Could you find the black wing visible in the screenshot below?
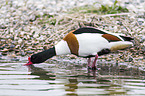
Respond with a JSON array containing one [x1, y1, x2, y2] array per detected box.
[[73, 27, 107, 34]]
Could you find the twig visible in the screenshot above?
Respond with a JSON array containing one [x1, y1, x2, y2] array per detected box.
[[101, 13, 130, 17]]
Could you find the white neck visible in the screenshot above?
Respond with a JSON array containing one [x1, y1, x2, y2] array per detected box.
[[55, 40, 71, 55]]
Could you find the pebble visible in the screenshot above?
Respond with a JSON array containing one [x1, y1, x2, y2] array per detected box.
[[0, 53, 2, 58], [11, 58, 19, 61], [140, 36, 145, 43], [26, 51, 34, 54], [138, 18, 145, 25], [10, 45, 15, 48]]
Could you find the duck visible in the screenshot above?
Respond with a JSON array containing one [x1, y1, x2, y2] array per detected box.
[[25, 27, 133, 70]]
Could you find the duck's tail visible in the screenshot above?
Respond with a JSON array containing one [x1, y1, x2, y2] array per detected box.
[[109, 35, 134, 51], [109, 41, 133, 51]]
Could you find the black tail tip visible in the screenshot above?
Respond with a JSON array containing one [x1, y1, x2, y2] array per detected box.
[[120, 35, 134, 41]]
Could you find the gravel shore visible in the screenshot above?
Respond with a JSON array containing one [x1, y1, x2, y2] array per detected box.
[[0, 0, 145, 68]]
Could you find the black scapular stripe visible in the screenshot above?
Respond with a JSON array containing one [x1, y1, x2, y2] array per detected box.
[[120, 35, 134, 41], [73, 27, 107, 34]]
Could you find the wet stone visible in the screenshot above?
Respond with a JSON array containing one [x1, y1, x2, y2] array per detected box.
[[138, 18, 144, 25], [20, 51, 26, 56], [9, 36, 14, 40], [128, 56, 134, 62], [0, 46, 5, 50], [9, 45, 15, 48], [0, 53, 2, 58], [2, 52, 7, 56], [11, 58, 19, 61], [1, 39, 6, 42], [140, 36, 145, 43], [26, 51, 34, 54], [141, 46, 145, 53], [0, 25, 7, 29]]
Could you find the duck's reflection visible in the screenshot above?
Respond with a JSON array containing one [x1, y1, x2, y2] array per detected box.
[[26, 64, 144, 81], [26, 63, 145, 96], [27, 65, 56, 80], [65, 79, 78, 94]]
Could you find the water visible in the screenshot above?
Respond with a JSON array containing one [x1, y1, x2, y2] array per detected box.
[[0, 60, 145, 96]]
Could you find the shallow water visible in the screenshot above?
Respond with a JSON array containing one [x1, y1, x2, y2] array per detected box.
[[0, 60, 145, 96]]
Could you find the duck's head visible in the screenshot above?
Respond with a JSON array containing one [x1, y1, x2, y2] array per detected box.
[[24, 53, 49, 66], [24, 54, 41, 66], [24, 47, 56, 66]]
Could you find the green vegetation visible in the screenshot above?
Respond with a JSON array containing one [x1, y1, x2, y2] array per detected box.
[[69, 0, 129, 14], [30, 0, 129, 26]]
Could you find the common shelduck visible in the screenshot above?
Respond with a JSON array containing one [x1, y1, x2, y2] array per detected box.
[[25, 27, 133, 69]]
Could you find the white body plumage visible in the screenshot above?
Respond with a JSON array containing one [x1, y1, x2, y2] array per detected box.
[[55, 28, 133, 57]]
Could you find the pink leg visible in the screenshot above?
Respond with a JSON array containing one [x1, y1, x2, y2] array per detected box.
[[87, 58, 91, 68], [92, 54, 98, 70]]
